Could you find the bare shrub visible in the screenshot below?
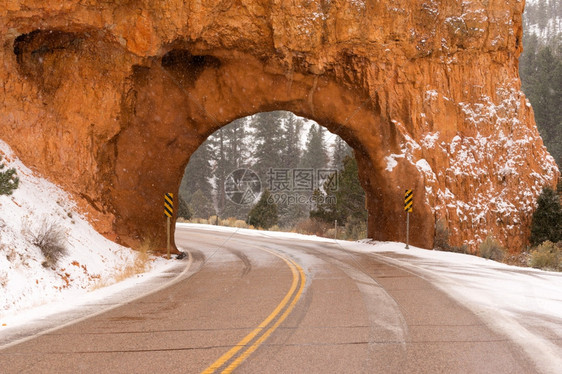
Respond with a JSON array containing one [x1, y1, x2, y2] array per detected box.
[[233, 219, 248, 228], [208, 215, 220, 225], [322, 228, 332, 238], [449, 244, 470, 254], [529, 241, 561, 271], [434, 219, 450, 251], [479, 236, 505, 261], [323, 227, 343, 240], [294, 218, 331, 236], [345, 218, 367, 240], [30, 218, 68, 267], [433, 219, 470, 254]]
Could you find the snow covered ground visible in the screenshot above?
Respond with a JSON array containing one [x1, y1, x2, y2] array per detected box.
[[0, 140, 171, 323], [346, 241, 562, 374], [181, 223, 562, 374]]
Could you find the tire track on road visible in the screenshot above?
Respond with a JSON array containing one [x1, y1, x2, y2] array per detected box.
[[201, 247, 306, 374]]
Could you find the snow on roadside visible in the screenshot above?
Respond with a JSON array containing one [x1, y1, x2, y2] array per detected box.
[[338, 240, 562, 319], [182, 223, 562, 321], [183, 224, 562, 373], [0, 140, 168, 320], [338, 240, 562, 374], [177, 222, 339, 243]]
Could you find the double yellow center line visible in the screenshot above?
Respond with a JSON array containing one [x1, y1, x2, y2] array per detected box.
[[202, 248, 306, 373]]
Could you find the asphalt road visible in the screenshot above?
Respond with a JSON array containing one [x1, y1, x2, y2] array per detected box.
[[0, 226, 538, 373]]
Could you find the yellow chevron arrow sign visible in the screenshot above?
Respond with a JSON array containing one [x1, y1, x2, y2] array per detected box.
[[164, 193, 174, 218]]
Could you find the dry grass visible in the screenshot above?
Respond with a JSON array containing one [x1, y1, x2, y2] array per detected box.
[[180, 216, 256, 230], [223, 217, 237, 226], [118, 239, 152, 280], [294, 218, 332, 237], [234, 219, 249, 228], [192, 217, 210, 224], [92, 238, 153, 289]]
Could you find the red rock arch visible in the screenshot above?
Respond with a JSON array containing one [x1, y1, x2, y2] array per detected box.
[[0, 1, 558, 252], [103, 50, 433, 250]]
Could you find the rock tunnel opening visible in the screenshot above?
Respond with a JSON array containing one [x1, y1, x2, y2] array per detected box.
[[91, 47, 435, 253], [177, 111, 369, 240], [6, 30, 435, 252]]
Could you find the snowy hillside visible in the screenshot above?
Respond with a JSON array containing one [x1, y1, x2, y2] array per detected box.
[[0, 140, 167, 318]]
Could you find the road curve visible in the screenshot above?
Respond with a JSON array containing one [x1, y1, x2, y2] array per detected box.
[[0, 226, 537, 373]]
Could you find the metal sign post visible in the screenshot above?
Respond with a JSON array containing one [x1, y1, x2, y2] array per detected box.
[[404, 189, 413, 249], [406, 212, 410, 249], [164, 193, 174, 260], [166, 216, 171, 259]]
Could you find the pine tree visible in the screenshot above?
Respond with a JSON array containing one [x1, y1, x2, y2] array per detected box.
[[275, 112, 307, 227], [310, 155, 366, 224], [280, 112, 302, 169], [189, 189, 214, 219], [299, 124, 328, 170], [0, 156, 19, 196], [537, 0, 548, 29], [520, 5, 562, 168], [247, 189, 278, 229], [520, 33, 539, 93], [250, 111, 286, 179], [334, 155, 367, 222], [210, 118, 251, 218], [177, 195, 192, 220], [220, 196, 253, 220], [179, 142, 214, 204], [533, 47, 558, 131], [529, 186, 562, 246], [248, 111, 304, 225], [532, 46, 562, 167], [310, 188, 337, 222], [222, 117, 249, 169], [332, 136, 352, 169]]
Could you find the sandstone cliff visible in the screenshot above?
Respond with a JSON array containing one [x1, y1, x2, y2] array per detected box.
[[0, 0, 558, 252]]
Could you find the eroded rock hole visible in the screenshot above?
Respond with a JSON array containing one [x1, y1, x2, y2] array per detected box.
[[161, 49, 221, 85], [13, 29, 84, 91]]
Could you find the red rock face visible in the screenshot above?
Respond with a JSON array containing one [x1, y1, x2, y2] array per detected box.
[[0, 1, 558, 252]]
